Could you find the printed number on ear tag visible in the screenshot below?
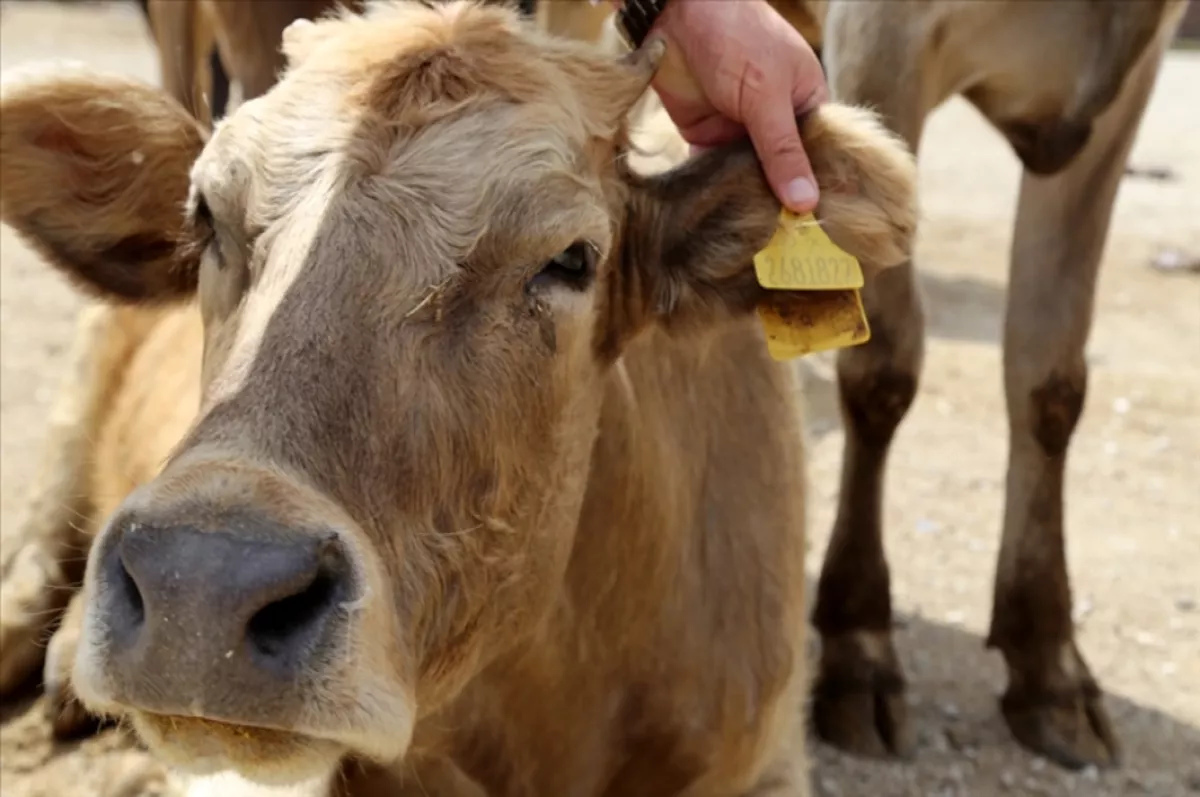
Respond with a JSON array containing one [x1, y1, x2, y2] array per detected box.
[[753, 211, 864, 290], [753, 210, 871, 361]]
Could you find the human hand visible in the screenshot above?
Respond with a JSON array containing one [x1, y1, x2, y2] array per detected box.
[[613, 0, 829, 214]]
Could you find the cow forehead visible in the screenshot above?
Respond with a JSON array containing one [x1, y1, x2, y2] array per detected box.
[[196, 99, 609, 276], [189, 6, 614, 254]]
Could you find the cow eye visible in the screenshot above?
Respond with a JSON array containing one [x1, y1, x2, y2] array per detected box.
[[531, 241, 596, 292], [195, 194, 215, 230], [192, 193, 225, 268]]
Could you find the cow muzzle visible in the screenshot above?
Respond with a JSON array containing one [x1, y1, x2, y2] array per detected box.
[[72, 501, 367, 780]]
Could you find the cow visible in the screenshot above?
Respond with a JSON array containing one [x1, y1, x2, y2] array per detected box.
[[0, 1, 917, 795], [137, 0, 365, 127], [136, 0, 543, 127], [798, 0, 1188, 772], [511, 0, 1191, 771]]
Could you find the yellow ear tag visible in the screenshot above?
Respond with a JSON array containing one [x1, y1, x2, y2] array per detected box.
[[753, 210, 871, 360], [757, 290, 870, 359]]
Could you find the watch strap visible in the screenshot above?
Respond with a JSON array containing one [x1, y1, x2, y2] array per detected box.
[[616, 0, 670, 49]]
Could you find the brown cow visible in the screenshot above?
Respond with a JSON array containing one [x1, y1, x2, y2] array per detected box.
[[139, 0, 540, 127], [0, 2, 916, 795], [138, 0, 361, 126], [800, 0, 1189, 772]]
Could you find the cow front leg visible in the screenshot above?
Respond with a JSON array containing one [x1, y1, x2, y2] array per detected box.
[[987, 28, 1169, 771], [808, 9, 930, 759], [181, 771, 336, 797], [811, 260, 924, 759], [736, 746, 811, 797], [42, 590, 107, 739], [0, 305, 121, 698]]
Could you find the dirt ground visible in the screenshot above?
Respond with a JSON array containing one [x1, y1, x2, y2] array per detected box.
[[0, 2, 1197, 796]]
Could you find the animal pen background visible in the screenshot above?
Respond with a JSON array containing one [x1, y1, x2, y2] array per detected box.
[[0, 2, 1197, 797]]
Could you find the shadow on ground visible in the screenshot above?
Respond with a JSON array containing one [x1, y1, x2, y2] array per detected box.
[[804, 611, 1200, 796]]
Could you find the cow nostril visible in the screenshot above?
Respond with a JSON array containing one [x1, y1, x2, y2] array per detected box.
[[109, 547, 146, 643], [116, 560, 146, 625], [246, 568, 339, 661]]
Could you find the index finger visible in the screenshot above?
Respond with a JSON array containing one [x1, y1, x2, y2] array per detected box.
[[742, 89, 819, 214]]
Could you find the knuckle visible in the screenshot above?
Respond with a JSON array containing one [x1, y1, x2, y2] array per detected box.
[[735, 63, 772, 113], [752, 122, 804, 159]]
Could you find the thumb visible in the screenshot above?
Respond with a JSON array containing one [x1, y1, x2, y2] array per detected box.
[[743, 95, 819, 214]]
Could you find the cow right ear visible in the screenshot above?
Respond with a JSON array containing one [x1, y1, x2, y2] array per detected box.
[[282, 19, 323, 68], [0, 68, 207, 303], [606, 102, 918, 353]]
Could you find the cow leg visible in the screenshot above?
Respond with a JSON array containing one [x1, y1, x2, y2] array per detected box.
[[0, 303, 158, 742], [209, 47, 231, 121], [177, 754, 473, 796], [146, 0, 203, 123], [808, 19, 928, 757], [182, 773, 335, 797], [0, 525, 76, 697], [43, 590, 105, 739], [986, 28, 1167, 772], [811, 259, 924, 758], [206, 0, 352, 106], [0, 305, 120, 698], [737, 748, 811, 797]]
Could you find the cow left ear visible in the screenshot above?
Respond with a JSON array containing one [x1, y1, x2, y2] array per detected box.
[[605, 103, 917, 356], [0, 68, 207, 303]]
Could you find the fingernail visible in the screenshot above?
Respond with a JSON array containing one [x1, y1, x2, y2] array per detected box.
[[784, 177, 818, 211]]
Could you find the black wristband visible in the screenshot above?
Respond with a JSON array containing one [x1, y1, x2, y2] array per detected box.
[[617, 0, 671, 49]]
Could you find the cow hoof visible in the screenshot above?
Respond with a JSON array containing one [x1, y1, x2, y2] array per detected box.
[[0, 544, 68, 696], [811, 631, 914, 759], [0, 619, 48, 697], [1000, 681, 1119, 770], [44, 603, 105, 740], [47, 683, 103, 741]]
